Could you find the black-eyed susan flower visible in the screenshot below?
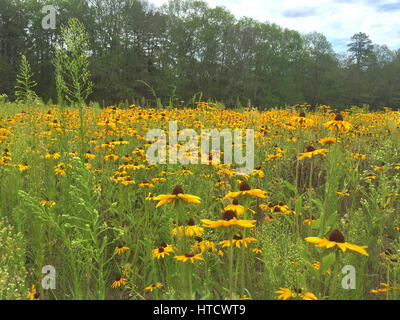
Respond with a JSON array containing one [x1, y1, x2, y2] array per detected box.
[[138, 179, 155, 188], [219, 233, 257, 248], [252, 247, 262, 254], [41, 200, 56, 208], [370, 282, 400, 294], [298, 146, 328, 161], [153, 185, 201, 208], [201, 210, 256, 229], [300, 292, 318, 300], [28, 285, 40, 300], [312, 261, 331, 275], [115, 245, 130, 255], [85, 150, 96, 159], [353, 153, 366, 160], [275, 288, 317, 300], [54, 163, 67, 175], [275, 288, 296, 300], [224, 181, 267, 200], [152, 247, 170, 259], [303, 215, 316, 226], [319, 137, 338, 146], [184, 218, 204, 237], [224, 198, 245, 216], [193, 237, 217, 254], [18, 163, 30, 171], [111, 277, 127, 289], [305, 229, 368, 256], [145, 282, 163, 292], [174, 252, 203, 263], [324, 113, 352, 132]]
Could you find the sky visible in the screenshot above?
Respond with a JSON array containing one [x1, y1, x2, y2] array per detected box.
[[148, 0, 400, 52]]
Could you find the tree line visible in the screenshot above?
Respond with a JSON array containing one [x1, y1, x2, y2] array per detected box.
[[1, 0, 400, 108]]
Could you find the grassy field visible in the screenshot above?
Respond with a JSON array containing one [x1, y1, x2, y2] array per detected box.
[[0, 100, 400, 300]]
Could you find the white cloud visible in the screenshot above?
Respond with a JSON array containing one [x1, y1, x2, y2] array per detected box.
[[148, 0, 400, 52]]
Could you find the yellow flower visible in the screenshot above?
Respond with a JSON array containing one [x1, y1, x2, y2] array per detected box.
[[370, 283, 400, 294], [319, 137, 338, 146], [153, 185, 201, 208], [300, 292, 318, 300], [18, 163, 30, 171], [85, 151, 96, 159], [152, 246, 171, 259], [28, 285, 40, 300], [252, 247, 262, 254], [324, 113, 352, 132], [201, 210, 256, 229], [138, 179, 155, 188], [224, 199, 245, 216], [115, 245, 130, 255], [305, 229, 368, 256], [291, 112, 314, 127], [145, 282, 163, 292], [111, 277, 127, 289], [276, 288, 317, 300], [275, 288, 296, 300], [219, 234, 256, 248], [336, 191, 350, 197], [303, 218, 315, 226], [174, 252, 203, 263], [224, 181, 267, 200], [352, 153, 366, 160], [298, 146, 328, 161]]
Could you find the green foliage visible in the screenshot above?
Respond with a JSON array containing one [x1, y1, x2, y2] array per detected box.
[[53, 18, 93, 106], [14, 55, 38, 102], [1, 0, 400, 107], [0, 217, 27, 299]]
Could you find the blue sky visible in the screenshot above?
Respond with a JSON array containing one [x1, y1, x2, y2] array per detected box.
[[149, 0, 400, 52]]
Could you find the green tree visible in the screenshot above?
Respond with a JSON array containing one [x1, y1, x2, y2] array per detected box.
[[14, 54, 38, 102], [53, 17, 93, 106]]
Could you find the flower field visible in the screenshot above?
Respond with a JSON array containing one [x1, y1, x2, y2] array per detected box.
[[1, 100, 400, 300]]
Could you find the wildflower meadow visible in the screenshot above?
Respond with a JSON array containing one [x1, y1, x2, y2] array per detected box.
[[1, 100, 400, 300], [1, 0, 400, 302]]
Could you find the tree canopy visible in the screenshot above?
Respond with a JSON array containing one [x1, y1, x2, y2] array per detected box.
[[1, 0, 399, 108]]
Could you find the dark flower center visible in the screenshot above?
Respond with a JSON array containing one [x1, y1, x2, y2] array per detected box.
[[172, 185, 184, 195], [239, 181, 251, 191], [158, 247, 164, 253], [334, 113, 344, 121], [195, 236, 203, 242], [306, 145, 315, 152], [185, 252, 195, 258], [233, 233, 243, 240], [187, 218, 195, 226], [223, 210, 237, 221], [299, 112, 306, 118], [385, 248, 393, 256], [329, 229, 345, 243], [233, 199, 239, 205], [160, 241, 167, 248]]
